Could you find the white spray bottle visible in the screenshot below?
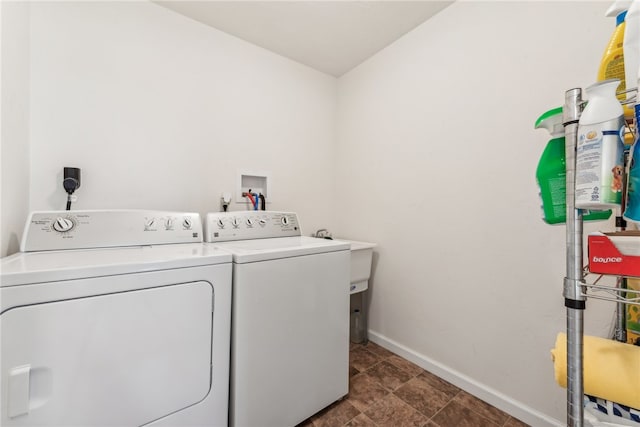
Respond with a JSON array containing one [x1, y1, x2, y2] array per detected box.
[[576, 79, 626, 209]]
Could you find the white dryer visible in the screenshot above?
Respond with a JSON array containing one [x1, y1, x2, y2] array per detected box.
[[204, 211, 350, 427], [0, 210, 232, 427]]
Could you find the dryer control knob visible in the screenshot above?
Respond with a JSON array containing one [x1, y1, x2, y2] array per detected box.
[[246, 218, 254, 227], [52, 217, 74, 233], [232, 218, 240, 228], [281, 216, 289, 226], [259, 219, 267, 227], [145, 218, 156, 230], [165, 218, 174, 230], [217, 219, 225, 229], [182, 217, 192, 229]]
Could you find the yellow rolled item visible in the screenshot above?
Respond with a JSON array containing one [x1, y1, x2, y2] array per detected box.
[[551, 332, 640, 409]]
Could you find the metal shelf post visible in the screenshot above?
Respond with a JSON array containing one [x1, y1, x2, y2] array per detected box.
[[563, 88, 586, 427]]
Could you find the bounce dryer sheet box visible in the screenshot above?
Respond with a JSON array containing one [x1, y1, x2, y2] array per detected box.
[[588, 231, 640, 277]]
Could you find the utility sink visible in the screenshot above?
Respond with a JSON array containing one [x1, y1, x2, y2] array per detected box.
[[335, 239, 376, 294], [334, 239, 376, 344]]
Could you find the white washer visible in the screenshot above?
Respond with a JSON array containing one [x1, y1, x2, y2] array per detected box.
[[1, 210, 232, 427], [204, 211, 350, 427]]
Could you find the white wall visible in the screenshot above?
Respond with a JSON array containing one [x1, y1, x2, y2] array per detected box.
[[1, 1, 31, 257], [0, 0, 625, 424], [335, 1, 615, 425], [26, 1, 337, 240]]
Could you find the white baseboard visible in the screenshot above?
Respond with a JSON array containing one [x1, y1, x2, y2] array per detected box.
[[367, 330, 564, 427]]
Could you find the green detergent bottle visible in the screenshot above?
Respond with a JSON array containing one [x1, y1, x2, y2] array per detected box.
[[535, 107, 612, 224]]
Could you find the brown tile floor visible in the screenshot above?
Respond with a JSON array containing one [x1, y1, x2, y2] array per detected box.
[[298, 341, 531, 427]]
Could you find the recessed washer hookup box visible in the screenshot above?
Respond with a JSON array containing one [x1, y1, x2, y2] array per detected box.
[[588, 231, 640, 277]]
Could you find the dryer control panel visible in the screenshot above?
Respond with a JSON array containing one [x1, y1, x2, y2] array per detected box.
[[21, 210, 203, 252], [204, 211, 300, 242]]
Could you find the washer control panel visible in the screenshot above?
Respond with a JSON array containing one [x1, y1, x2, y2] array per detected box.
[[204, 211, 300, 242], [21, 210, 202, 252]]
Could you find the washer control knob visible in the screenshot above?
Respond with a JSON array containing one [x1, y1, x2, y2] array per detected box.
[[217, 219, 225, 229], [246, 218, 254, 227], [52, 217, 74, 233], [165, 218, 174, 230], [232, 217, 240, 228], [182, 217, 192, 230], [259, 219, 267, 227], [281, 216, 289, 226], [145, 218, 155, 230]]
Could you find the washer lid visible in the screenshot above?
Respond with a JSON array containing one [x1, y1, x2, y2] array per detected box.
[[212, 236, 349, 263], [0, 243, 231, 287]]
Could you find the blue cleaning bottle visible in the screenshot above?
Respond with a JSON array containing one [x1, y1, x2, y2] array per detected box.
[[623, 101, 640, 224]]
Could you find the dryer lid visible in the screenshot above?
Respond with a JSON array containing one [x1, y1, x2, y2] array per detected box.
[[0, 243, 231, 287]]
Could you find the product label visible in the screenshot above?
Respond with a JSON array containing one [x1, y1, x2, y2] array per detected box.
[[547, 176, 566, 215], [627, 279, 640, 344], [539, 174, 566, 223], [591, 256, 623, 264], [575, 122, 624, 208], [603, 56, 627, 102]]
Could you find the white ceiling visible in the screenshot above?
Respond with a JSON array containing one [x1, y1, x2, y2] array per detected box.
[[155, 1, 453, 77]]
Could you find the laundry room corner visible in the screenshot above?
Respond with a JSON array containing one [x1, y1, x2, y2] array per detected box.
[[3, 0, 636, 426]]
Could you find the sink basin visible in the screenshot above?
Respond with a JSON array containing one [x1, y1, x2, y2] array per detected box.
[[335, 239, 376, 293]]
